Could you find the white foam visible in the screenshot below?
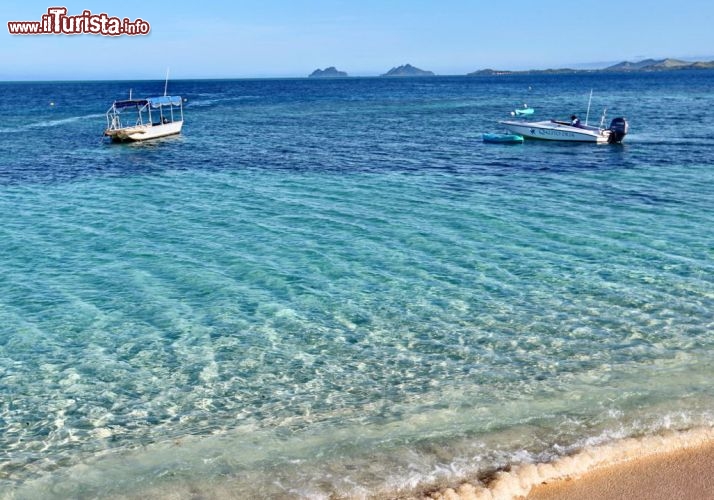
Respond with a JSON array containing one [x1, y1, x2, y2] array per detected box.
[[428, 427, 714, 500], [184, 96, 259, 108], [0, 113, 104, 133], [29, 113, 105, 128]]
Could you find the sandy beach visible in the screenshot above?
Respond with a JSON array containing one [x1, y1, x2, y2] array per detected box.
[[526, 439, 714, 500], [427, 428, 714, 500]]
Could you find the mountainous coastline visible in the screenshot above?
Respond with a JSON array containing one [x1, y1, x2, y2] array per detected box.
[[309, 67, 348, 78], [603, 58, 714, 71], [381, 64, 434, 77], [304, 58, 713, 79], [467, 58, 714, 76]]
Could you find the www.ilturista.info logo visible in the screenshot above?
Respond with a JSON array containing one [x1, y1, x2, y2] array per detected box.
[[7, 7, 150, 36]]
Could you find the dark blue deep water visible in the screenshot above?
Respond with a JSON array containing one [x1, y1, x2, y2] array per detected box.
[[1, 72, 713, 498]]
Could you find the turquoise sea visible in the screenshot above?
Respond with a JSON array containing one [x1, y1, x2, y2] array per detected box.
[[1, 72, 713, 499]]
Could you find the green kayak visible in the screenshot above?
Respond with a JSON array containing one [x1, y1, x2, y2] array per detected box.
[[482, 133, 524, 144]]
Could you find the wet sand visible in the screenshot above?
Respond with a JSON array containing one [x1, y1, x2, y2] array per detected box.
[[426, 428, 714, 500], [526, 440, 714, 500]]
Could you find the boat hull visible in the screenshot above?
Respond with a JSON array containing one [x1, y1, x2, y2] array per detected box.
[[499, 120, 612, 143], [105, 121, 183, 142]]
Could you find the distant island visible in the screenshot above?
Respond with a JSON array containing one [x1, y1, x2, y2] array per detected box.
[[309, 67, 348, 78], [303, 58, 714, 79], [604, 58, 714, 71], [467, 58, 714, 76], [381, 64, 435, 77]]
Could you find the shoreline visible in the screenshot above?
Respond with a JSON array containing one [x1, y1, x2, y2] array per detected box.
[[7, 426, 714, 499], [526, 439, 714, 500], [426, 427, 714, 500]]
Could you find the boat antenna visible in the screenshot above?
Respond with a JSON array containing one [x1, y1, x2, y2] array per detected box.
[[164, 68, 170, 96], [600, 108, 608, 129], [585, 89, 593, 126]]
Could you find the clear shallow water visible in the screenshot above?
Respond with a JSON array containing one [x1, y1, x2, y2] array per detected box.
[[1, 72, 713, 498]]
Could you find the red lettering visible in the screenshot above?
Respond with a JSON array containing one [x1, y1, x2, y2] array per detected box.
[[8, 8, 151, 36]]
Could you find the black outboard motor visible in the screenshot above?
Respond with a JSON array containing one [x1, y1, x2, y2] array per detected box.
[[608, 117, 629, 144]]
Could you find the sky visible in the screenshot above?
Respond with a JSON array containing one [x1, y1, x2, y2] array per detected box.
[[2, 0, 714, 80]]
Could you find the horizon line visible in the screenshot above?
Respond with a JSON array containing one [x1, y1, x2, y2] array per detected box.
[[3, 56, 713, 83]]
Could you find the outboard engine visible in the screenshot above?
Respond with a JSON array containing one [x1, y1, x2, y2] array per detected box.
[[608, 117, 629, 144]]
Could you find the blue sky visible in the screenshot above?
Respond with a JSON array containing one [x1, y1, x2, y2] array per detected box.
[[2, 0, 713, 80]]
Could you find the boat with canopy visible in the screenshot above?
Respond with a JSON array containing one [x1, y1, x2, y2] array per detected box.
[[104, 95, 184, 142]]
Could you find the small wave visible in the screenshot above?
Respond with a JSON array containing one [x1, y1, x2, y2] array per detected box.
[[626, 134, 714, 146], [186, 96, 261, 108], [0, 113, 105, 133], [428, 426, 714, 500]]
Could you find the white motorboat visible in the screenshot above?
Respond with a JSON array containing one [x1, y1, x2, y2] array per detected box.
[[104, 95, 184, 142], [500, 90, 628, 144], [498, 117, 628, 144]]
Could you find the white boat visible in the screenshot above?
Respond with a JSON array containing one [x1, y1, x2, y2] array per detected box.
[[500, 90, 628, 144], [104, 95, 184, 142], [498, 117, 628, 144]]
